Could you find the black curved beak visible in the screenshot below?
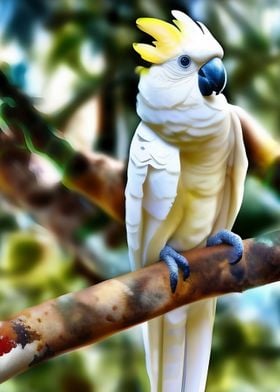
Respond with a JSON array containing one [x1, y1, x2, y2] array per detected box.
[[198, 57, 227, 96]]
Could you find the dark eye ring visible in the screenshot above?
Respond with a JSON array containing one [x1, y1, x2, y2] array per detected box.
[[178, 55, 191, 68]]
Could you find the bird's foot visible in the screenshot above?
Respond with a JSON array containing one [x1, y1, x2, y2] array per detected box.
[[207, 229, 243, 265], [159, 245, 190, 293]]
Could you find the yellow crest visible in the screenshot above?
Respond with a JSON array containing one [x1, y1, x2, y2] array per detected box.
[[133, 10, 202, 64]]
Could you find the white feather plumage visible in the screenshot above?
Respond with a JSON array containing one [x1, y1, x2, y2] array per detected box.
[[126, 11, 248, 392]]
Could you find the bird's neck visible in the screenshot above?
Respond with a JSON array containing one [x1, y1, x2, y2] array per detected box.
[[137, 91, 230, 146]]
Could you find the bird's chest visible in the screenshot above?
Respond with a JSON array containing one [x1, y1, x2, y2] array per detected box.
[[169, 139, 231, 250]]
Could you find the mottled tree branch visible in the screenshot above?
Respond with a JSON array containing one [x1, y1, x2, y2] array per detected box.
[[63, 151, 125, 222], [0, 231, 280, 382]]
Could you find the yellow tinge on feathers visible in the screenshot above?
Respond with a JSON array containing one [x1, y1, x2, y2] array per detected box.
[[133, 10, 200, 64]]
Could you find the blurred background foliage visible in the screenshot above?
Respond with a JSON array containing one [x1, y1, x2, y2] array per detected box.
[[0, 0, 279, 391]]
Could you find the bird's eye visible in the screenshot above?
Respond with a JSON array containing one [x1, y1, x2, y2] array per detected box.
[[178, 55, 191, 69]]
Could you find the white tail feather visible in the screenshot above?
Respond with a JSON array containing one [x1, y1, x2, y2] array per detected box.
[[142, 298, 216, 392]]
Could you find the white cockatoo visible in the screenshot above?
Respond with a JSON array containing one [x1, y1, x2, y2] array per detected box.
[[125, 10, 248, 392]]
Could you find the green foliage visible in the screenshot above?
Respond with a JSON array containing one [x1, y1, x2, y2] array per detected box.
[[208, 307, 280, 391], [2, 234, 44, 274]]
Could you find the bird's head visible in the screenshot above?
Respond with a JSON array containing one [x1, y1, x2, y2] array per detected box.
[[133, 10, 227, 107]]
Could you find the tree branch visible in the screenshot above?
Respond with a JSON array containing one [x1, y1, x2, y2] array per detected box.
[[0, 70, 125, 222], [232, 105, 280, 175], [0, 231, 280, 383], [0, 134, 117, 280]]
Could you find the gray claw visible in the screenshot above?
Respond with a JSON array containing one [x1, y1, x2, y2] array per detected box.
[[207, 229, 243, 264], [160, 245, 190, 292]]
